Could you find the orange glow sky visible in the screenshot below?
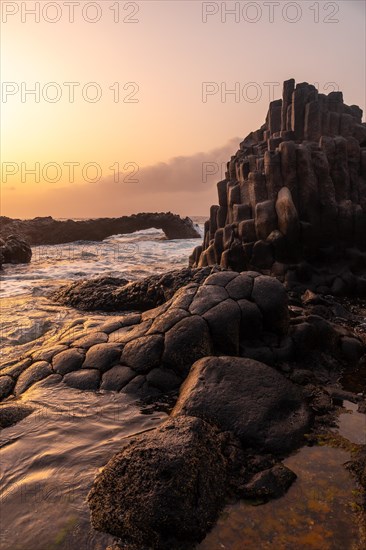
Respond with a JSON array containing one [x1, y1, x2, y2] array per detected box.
[[1, 0, 365, 218]]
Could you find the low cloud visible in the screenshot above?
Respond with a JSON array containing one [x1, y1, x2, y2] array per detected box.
[[101, 137, 240, 195], [3, 138, 241, 218]]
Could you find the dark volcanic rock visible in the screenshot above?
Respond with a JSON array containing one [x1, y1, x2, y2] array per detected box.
[[172, 356, 311, 453], [0, 375, 15, 399], [52, 348, 85, 375], [82, 343, 122, 373], [0, 271, 292, 399], [101, 365, 135, 391], [0, 357, 33, 379], [63, 369, 100, 390], [240, 463, 297, 500], [109, 320, 153, 345], [14, 361, 52, 395], [31, 344, 68, 363], [190, 79, 366, 292], [88, 416, 228, 550], [224, 272, 253, 300], [189, 284, 228, 315], [251, 275, 289, 334], [52, 267, 219, 312], [121, 335, 164, 374], [0, 403, 34, 429], [0, 234, 32, 265], [238, 299, 263, 339], [70, 332, 108, 348], [0, 212, 200, 245], [162, 316, 213, 376], [146, 367, 182, 392], [53, 277, 129, 312], [202, 299, 241, 355]]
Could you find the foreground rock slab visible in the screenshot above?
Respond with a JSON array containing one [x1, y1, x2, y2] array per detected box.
[[1, 271, 292, 400], [172, 356, 311, 453], [88, 416, 228, 550], [0, 402, 34, 429]]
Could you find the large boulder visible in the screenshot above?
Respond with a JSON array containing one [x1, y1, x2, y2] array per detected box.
[[0, 402, 34, 429], [172, 356, 311, 453], [0, 234, 32, 265], [88, 416, 228, 550]]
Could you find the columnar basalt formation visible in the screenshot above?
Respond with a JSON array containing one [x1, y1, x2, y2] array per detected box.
[[1, 270, 364, 402], [0, 271, 291, 399], [0, 212, 200, 244], [190, 80, 366, 295]]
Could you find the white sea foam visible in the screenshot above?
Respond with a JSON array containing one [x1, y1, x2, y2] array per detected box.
[[0, 225, 204, 299]]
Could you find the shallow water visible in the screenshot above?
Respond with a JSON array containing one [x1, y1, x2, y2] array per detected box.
[[0, 227, 203, 299], [0, 383, 167, 550], [199, 446, 363, 550], [0, 227, 203, 359], [338, 401, 366, 445]]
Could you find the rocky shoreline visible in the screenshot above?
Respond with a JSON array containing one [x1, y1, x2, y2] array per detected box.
[[1, 79, 366, 549], [0, 234, 32, 267], [1, 266, 365, 548]]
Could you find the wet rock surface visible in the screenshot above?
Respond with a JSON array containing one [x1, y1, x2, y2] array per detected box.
[[1, 285, 364, 550], [239, 463, 297, 500], [0, 271, 294, 399], [0, 234, 32, 266], [88, 416, 228, 550], [0, 402, 34, 429]]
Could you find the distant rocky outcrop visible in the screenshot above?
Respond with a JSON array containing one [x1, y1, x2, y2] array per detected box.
[[0, 212, 200, 245], [0, 234, 32, 266], [190, 79, 366, 296]]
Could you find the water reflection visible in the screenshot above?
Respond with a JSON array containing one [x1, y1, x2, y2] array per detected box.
[[0, 383, 167, 550], [199, 446, 363, 550], [338, 401, 366, 445]]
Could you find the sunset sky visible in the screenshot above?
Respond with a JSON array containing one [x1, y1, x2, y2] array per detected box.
[[1, 0, 365, 218]]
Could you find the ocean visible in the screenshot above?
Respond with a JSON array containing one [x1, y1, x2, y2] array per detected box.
[[0, 223, 205, 362]]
